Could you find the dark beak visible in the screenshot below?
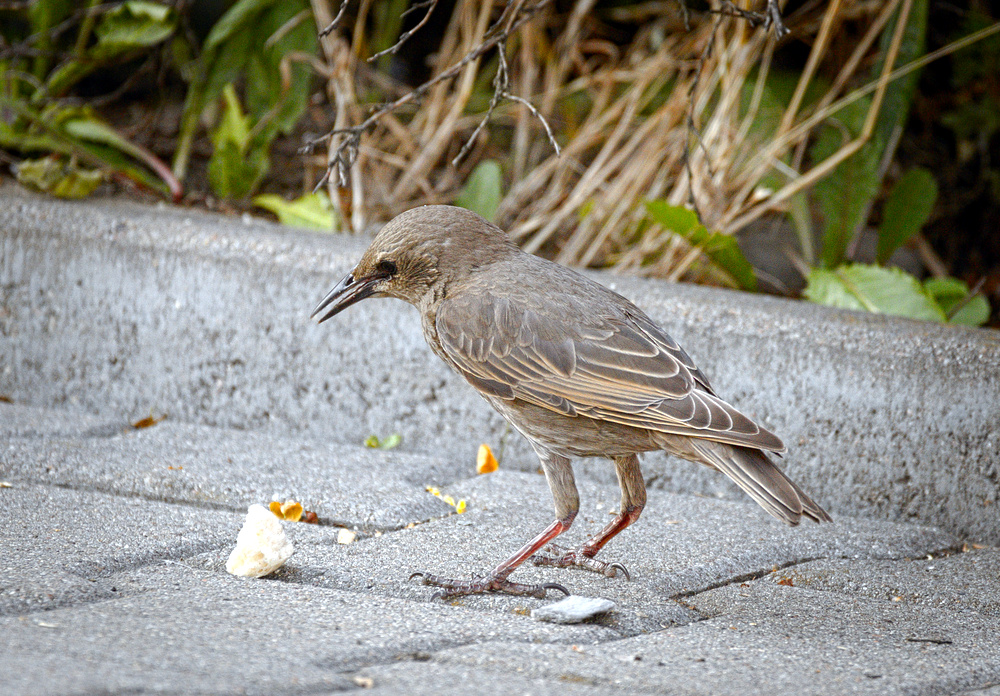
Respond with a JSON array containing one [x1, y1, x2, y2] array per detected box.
[[311, 271, 381, 323]]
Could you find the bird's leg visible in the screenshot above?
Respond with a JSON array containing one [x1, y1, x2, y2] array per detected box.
[[411, 452, 580, 599], [533, 454, 645, 580]]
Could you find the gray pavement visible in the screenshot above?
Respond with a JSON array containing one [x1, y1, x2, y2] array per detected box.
[[2, 186, 1000, 694]]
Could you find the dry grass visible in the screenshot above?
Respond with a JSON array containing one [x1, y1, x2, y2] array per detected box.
[[306, 0, 983, 285]]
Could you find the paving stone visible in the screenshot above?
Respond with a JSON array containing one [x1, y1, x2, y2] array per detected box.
[[219, 471, 956, 637], [958, 685, 1000, 695], [0, 482, 238, 615], [771, 547, 1000, 617], [424, 580, 1000, 696], [1, 416, 455, 529], [361, 660, 645, 695], [0, 563, 612, 696]]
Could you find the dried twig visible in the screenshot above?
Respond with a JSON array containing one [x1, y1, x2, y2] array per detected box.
[[452, 32, 561, 167], [714, 0, 790, 38], [318, 0, 349, 38], [305, 0, 554, 190], [368, 0, 439, 62]]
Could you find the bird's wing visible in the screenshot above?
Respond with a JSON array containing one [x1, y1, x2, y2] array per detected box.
[[436, 291, 785, 453]]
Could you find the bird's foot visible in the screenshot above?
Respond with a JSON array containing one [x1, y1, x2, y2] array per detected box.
[[531, 544, 631, 580], [409, 571, 570, 600]]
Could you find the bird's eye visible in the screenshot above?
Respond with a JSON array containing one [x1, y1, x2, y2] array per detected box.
[[377, 259, 397, 276]]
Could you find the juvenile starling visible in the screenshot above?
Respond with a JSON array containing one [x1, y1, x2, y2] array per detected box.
[[312, 205, 831, 599]]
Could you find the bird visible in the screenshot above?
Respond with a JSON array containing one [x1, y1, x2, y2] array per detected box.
[[311, 205, 831, 599]]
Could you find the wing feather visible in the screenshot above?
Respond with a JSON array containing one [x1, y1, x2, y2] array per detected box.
[[436, 291, 785, 453]]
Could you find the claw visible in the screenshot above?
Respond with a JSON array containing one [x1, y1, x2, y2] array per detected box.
[[532, 544, 632, 581], [608, 562, 631, 581], [542, 582, 571, 596]]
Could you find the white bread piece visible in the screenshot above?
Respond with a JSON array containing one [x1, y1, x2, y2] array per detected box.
[[225, 504, 294, 577]]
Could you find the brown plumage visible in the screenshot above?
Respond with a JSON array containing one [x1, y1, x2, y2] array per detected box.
[[312, 205, 831, 598]]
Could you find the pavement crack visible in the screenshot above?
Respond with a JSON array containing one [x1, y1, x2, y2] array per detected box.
[[66, 541, 232, 579], [671, 556, 824, 601], [670, 539, 970, 604]]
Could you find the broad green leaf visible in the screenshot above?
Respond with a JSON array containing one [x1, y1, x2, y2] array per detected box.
[[93, 1, 177, 57], [455, 160, 503, 222], [46, 1, 177, 95], [924, 277, 991, 326], [199, 0, 315, 124], [0, 98, 170, 195], [243, 0, 316, 136], [804, 264, 945, 322], [202, 0, 278, 51], [63, 113, 150, 161], [877, 167, 938, 264], [253, 192, 337, 231], [644, 201, 756, 291], [644, 200, 699, 235], [811, 98, 883, 268], [16, 157, 103, 198]]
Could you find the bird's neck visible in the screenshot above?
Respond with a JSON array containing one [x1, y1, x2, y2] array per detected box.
[[418, 300, 450, 365]]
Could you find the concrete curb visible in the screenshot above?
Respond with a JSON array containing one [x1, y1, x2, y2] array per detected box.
[[2, 185, 998, 542]]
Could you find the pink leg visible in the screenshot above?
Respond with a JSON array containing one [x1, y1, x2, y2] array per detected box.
[[533, 454, 645, 580], [412, 450, 582, 599], [412, 516, 574, 599]]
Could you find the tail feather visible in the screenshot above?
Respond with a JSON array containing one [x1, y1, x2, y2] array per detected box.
[[690, 440, 832, 525]]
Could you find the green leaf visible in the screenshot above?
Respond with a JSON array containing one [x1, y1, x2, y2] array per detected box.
[[644, 200, 700, 234], [210, 84, 252, 150], [872, 0, 928, 151], [26, 0, 74, 79], [46, 1, 177, 96], [93, 1, 177, 58], [175, 0, 315, 188], [364, 433, 402, 450], [207, 85, 268, 198], [811, 99, 883, 268], [877, 167, 938, 264], [16, 157, 103, 199], [244, 1, 316, 136], [379, 433, 402, 450], [804, 264, 945, 322], [644, 201, 756, 291], [208, 141, 268, 199], [455, 160, 503, 222], [253, 192, 337, 231], [924, 277, 991, 326]]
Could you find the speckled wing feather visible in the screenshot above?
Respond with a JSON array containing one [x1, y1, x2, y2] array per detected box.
[[436, 289, 786, 454]]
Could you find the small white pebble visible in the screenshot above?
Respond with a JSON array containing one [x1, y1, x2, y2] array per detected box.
[[336, 528, 357, 545], [531, 596, 616, 624]]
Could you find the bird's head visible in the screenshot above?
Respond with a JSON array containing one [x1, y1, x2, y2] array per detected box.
[[311, 205, 516, 323]]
